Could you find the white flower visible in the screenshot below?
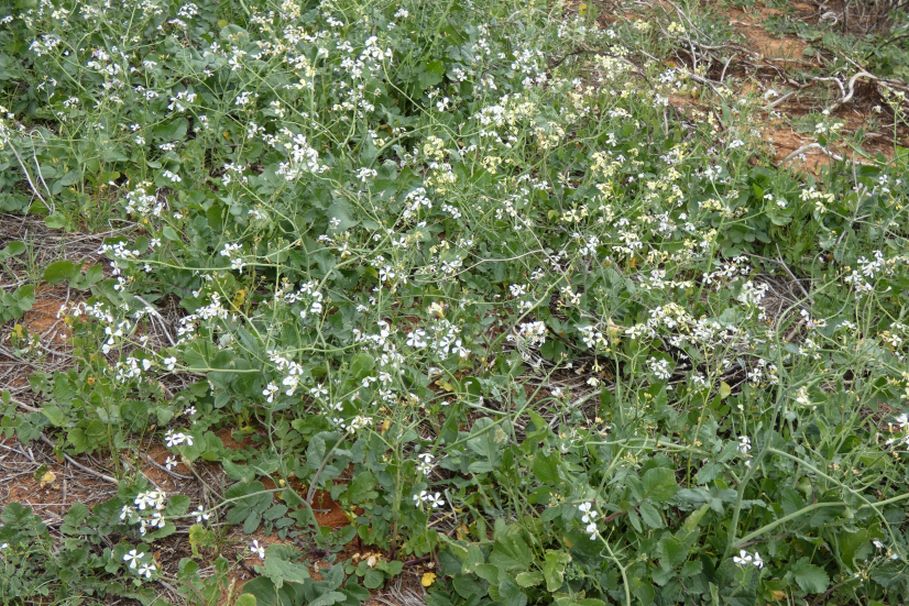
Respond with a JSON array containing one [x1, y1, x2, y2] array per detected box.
[[193, 506, 210, 523], [123, 549, 143, 569], [733, 550, 751, 566], [165, 430, 194, 448], [417, 453, 435, 475], [138, 562, 157, 579], [250, 540, 265, 559], [263, 382, 279, 403], [406, 329, 428, 348], [413, 490, 445, 509], [356, 167, 377, 182], [578, 502, 599, 539], [162, 169, 182, 183], [737, 436, 752, 455], [733, 549, 764, 569], [164, 456, 177, 471], [134, 490, 166, 511], [648, 357, 672, 380], [148, 511, 166, 530], [164, 431, 180, 447], [752, 552, 764, 569]]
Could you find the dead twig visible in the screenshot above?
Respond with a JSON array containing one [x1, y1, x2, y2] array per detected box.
[[781, 142, 844, 164], [38, 434, 119, 485]]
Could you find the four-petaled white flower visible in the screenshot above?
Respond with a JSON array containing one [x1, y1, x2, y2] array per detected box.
[[123, 549, 143, 569], [164, 430, 194, 448], [733, 549, 764, 569], [412, 490, 445, 509]]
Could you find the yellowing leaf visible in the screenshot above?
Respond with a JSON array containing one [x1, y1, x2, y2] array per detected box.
[[719, 382, 732, 399], [421, 572, 437, 587], [39, 470, 56, 487], [435, 379, 454, 392], [232, 288, 248, 310]]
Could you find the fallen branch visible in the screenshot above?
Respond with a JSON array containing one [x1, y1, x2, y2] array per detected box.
[[781, 142, 844, 164]]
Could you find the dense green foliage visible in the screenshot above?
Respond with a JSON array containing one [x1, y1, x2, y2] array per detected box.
[[1, 0, 908, 604]]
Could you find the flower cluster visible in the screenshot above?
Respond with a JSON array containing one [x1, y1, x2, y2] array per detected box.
[[508, 320, 547, 363], [119, 490, 167, 537], [578, 502, 599, 540], [122, 548, 157, 579], [413, 490, 445, 510], [733, 549, 764, 569], [282, 280, 324, 321]]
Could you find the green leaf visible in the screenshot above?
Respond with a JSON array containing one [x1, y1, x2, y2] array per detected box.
[[328, 200, 358, 230], [489, 520, 532, 572], [362, 568, 384, 589], [542, 550, 571, 592], [241, 577, 305, 606], [70, 264, 103, 290], [243, 510, 262, 534], [168, 494, 191, 515], [639, 501, 664, 529], [681, 504, 710, 534], [532, 451, 559, 484], [0, 241, 25, 261], [40, 405, 68, 427], [189, 523, 216, 557], [515, 571, 543, 588], [348, 353, 375, 379], [642, 467, 678, 502], [236, 595, 257, 606], [0, 284, 35, 323], [417, 60, 445, 91], [263, 544, 310, 589], [308, 591, 347, 606], [222, 459, 254, 482], [495, 576, 528, 606], [791, 559, 829, 594], [657, 534, 688, 568], [555, 599, 606, 606], [162, 225, 180, 241], [44, 213, 67, 229], [154, 117, 189, 141]]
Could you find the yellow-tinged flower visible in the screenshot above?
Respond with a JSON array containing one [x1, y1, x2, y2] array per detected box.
[[421, 572, 437, 587]]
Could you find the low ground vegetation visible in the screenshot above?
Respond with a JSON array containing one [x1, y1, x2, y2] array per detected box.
[[1, 0, 908, 604]]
